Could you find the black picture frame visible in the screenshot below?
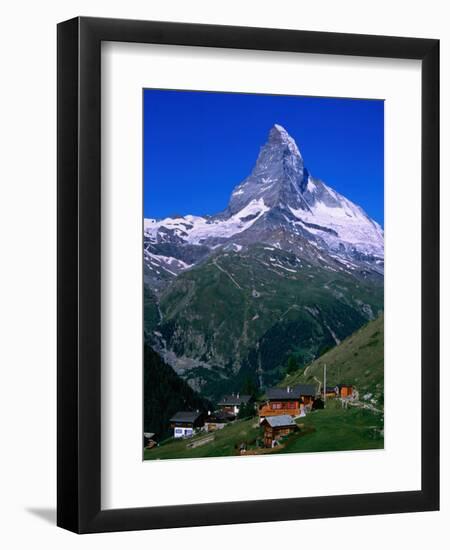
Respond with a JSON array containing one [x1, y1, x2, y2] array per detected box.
[[57, 16, 439, 533]]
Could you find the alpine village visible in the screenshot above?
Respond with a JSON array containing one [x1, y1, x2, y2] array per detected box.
[[143, 125, 384, 460]]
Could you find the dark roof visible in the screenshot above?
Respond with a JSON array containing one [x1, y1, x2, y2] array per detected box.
[[263, 415, 297, 428], [206, 410, 235, 423], [266, 384, 316, 400], [323, 386, 337, 393], [169, 411, 202, 424], [218, 394, 251, 406], [337, 383, 353, 389]]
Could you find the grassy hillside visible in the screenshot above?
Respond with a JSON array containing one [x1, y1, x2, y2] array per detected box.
[[283, 401, 383, 454], [280, 314, 384, 406], [144, 400, 383, 461], [144, 417, 260, 460]]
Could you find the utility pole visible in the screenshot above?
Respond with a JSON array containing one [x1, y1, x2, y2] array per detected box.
[[323, 363, 327, 408]]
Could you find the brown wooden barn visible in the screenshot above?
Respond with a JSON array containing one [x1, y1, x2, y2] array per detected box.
[[259, 384, 316, 420], [261, 415, 298, 448], [337, 384, 354, 398]]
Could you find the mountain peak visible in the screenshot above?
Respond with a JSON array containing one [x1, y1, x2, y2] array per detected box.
[[268, 124, 301, 158], [226, 124, 307, 215], [271, 123, 288, 136]]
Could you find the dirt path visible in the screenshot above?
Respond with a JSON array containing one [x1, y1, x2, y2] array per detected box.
[[212, 258, 242, 290], [303, 364, 312, 377], [313, 376, 322, 392], [347, 400, 383, 414]]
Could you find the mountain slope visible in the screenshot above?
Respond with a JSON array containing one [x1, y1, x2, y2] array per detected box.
[[280, 315, 384, 405], [151, 244, 382, 399], [143, 344, 211, 440]]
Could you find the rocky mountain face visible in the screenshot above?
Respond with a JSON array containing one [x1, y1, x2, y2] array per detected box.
[[144, 125, 384, 400]]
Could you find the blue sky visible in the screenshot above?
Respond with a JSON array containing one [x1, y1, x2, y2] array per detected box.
[[143, 89, 384, 225]]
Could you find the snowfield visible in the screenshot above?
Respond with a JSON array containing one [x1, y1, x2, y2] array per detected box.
[[289, 181, 384, 258], [144, 198, 269, 245]]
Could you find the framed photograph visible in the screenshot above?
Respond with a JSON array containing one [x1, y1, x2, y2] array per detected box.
[[57, 17, 439, 533]]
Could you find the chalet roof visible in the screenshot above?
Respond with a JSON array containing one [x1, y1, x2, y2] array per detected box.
[[323, 386, 337, 392], [263, 415, 297, 428], [206, 410, 235, 423], [266, 384, 316, 400], [218, 394, 251, 406], [169, 411, 202, 424]]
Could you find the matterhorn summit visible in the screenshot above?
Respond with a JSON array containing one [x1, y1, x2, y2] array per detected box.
[[144, 124, 384, 289], [225, 124, 383, 259], [227, 124, 310, 215]]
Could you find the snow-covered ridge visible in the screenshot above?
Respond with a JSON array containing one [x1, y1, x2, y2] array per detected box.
[[289, 182, 384, 258], [144, 198, 269, 245]]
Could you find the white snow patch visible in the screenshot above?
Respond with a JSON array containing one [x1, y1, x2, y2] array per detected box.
[[288, 186, 384, 258], [306, 178, 316, 193], [144, 199, 269, 246], [145, 252, 192, 270], [273, 264, 297, 273]]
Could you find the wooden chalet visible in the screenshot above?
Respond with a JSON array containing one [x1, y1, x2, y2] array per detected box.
[[217, 393, 252, 416], [204, 410, 235, 432], [169, 411, 204, 438], [259, 384, 316, 420], [321, 386, 338, 399], [336, 383, 354, 399], [261, 415, 298, 448]]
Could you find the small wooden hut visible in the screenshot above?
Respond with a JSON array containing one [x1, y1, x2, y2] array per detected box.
[[261, 414, 298, 448]]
